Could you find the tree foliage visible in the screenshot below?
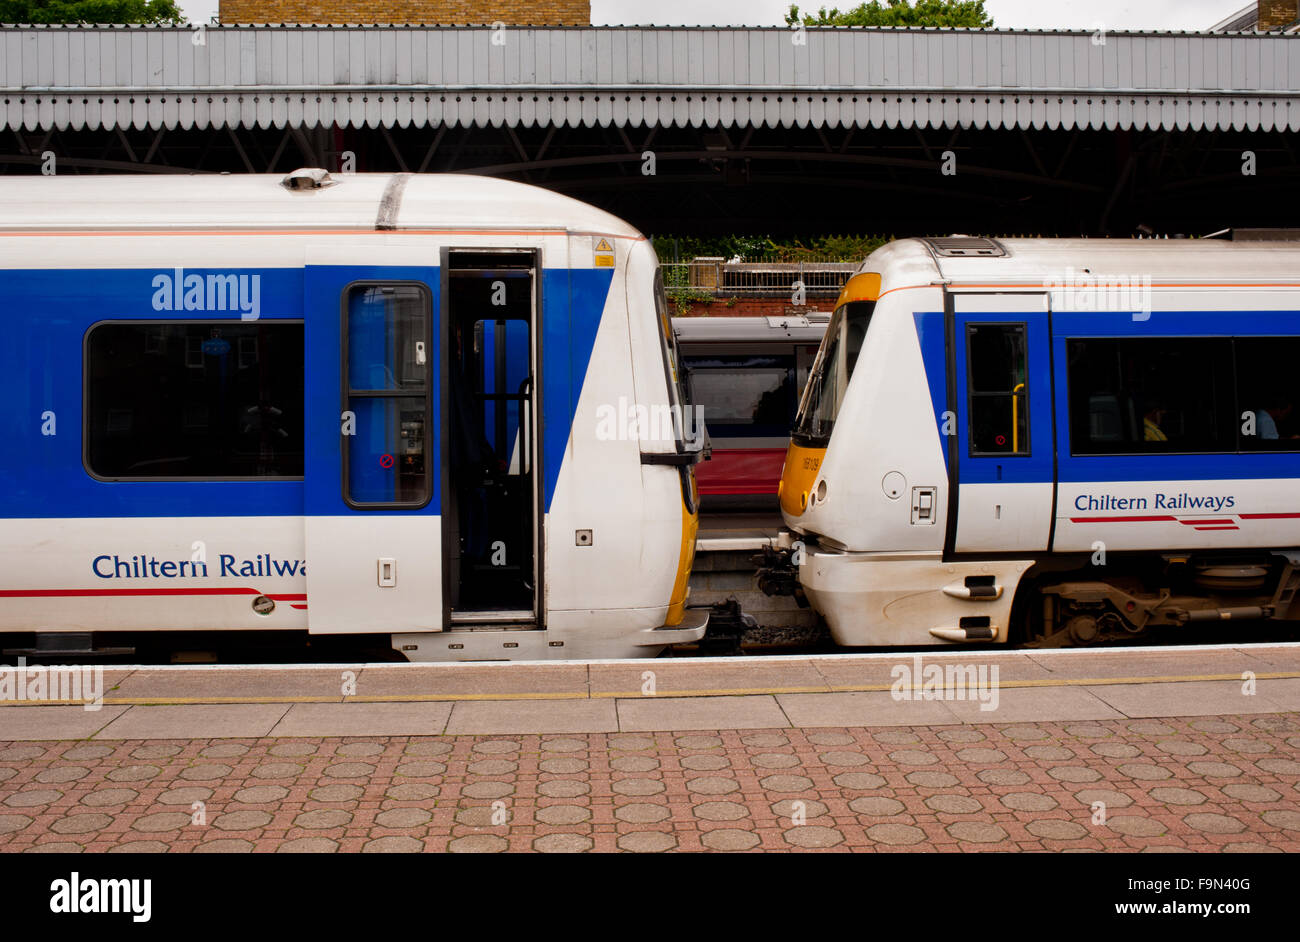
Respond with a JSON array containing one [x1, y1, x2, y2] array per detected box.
[[0, 0, 186, 25], [786, 0, 993, 28], [653, 234, 891, 263]]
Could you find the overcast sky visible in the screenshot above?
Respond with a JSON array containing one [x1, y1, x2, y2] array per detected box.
[[183, 0, 1249, 32]]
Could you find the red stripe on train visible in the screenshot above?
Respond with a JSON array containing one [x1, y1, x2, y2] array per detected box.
[[0, 588, 306, 600], [1068, 515, 1178, 523]]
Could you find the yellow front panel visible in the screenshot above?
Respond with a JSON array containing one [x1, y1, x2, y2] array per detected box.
[[664, 471, 699, 626], [778, 441, 827, 518]]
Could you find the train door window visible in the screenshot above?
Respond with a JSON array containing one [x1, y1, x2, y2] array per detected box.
[[343, 284, 432, 507], [445, 254, 537, 616], [967, 324, 1029, 456], [1065, 338, 1235, 455], [1235, 336, 1300, 450], [86, 321, 304, 479]]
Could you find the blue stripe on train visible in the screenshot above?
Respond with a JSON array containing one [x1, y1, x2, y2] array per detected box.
[[0, 265, 613, 518], [911, 307, 1300, 485], [913, 311, 949, 471]]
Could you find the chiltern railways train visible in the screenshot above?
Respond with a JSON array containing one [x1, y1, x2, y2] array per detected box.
[[0, 171, 706, 661], [765, 236, 1300, 647]]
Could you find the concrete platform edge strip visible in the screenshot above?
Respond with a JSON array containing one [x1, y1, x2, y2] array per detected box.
[[1, 669, 1298, 708]]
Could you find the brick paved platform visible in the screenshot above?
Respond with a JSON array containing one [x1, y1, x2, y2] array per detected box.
[[1, 716, 1298, 852], [1, 646, 1297, 851]]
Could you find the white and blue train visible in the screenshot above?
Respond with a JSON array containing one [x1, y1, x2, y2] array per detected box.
[[768, 236, 1300, 646], [0, 170, 706, 661]]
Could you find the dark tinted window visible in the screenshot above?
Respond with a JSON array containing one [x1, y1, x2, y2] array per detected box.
[[967, 324, 1029, 456], [684, 355, 795, 437], [86, 322, 303, 478], [1067, 338, 1236, 454], [1235, 337, 1300, 450]]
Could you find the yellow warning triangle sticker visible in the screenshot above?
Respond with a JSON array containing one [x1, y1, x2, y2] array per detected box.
[[594, 239, 613, 253]]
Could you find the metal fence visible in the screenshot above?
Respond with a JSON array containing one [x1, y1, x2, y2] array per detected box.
[[661, 257, 859, 298]]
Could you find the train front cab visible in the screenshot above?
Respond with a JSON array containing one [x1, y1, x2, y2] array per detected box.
[[778, 267, 1032, 645], [779, 241, 1300, 647], [302, 233, 706, 661]]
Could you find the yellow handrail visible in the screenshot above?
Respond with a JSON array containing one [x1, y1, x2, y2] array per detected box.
[[1011, 382, 1025, 452]]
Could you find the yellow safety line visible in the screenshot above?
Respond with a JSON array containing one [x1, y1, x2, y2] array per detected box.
[[0, 670, 1296, 707]]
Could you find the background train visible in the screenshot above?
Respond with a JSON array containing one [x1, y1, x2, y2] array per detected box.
[[673, 314, 827, 508], [763, 236, 1300, 647], [0, 170, 706, 662]]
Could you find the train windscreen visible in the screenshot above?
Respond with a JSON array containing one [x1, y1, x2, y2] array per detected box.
[[792, 301, 874, 447], [653, 271, 698, 444]]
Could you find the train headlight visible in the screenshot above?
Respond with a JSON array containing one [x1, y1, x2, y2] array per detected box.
[[800, 491, 808, 510], [816, 480, 827, 502]]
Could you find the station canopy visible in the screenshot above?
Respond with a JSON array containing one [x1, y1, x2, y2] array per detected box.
[[3, 25, 1298, 134]]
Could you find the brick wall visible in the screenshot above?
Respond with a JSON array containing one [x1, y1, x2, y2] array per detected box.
[[1258, 0, 1300, 29], [218, 0, 590, 24], [674, 298, 832, 319]]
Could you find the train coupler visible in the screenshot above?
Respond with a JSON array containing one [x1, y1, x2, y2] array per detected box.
[[753, 545, 808, 606], [687, 598, 758, 657]]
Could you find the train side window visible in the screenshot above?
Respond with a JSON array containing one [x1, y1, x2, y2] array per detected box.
[[85, 321, 304, 479], [966, 324, 1029, 456], [1235, 337, 1300, 450], [343, 283, 432, 508], [683, 356, 795, 438], [1066, 338, 1235, 455]]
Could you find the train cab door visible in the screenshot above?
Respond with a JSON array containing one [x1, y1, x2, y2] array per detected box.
[[302, 248, 443, 634], [950, 292, 1056, 554], [441, 250, 541, 627]]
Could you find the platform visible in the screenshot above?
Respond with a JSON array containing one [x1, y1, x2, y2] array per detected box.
[[695, 511, 783, 553], [691, 511, 812, 634], [1, 645, 1298, 852]]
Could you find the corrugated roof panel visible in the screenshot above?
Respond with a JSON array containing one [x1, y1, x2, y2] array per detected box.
[[2, 25, 1298, 133]]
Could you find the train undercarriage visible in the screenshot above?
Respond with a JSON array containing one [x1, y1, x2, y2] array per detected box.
[[1021, 551, 1300, 647], [755, 539, 1300, 648]]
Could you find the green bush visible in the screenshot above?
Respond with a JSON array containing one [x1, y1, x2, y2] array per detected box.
[[653, 233, 893, 264], [0, 0, 186, 24]]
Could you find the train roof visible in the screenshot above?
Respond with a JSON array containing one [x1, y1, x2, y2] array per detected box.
[[0, 171, 641, 237], [863, 237, 1300, 289], [673, 314, 829, 344]]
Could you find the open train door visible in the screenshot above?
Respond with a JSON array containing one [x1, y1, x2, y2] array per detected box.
[[440, 249, 541, 629], [948, 291, 1056, 554], [302, 246, 444, 634]]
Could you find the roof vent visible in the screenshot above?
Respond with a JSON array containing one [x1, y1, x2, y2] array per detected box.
[[282, 168, 337, 190], [923, 236, 1007, 258]]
